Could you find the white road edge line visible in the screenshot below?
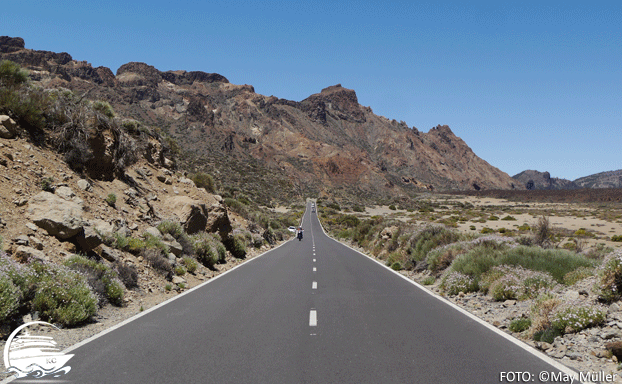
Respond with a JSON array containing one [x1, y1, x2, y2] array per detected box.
[[309, 310, 317, 326], [313, 205, 592, 384]]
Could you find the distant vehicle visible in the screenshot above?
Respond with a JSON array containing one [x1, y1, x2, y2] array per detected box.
[[288, 226, 296, 232]]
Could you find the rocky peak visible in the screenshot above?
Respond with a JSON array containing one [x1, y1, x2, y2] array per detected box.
[[300, 84, 365, 123], [0, 36, 25, 53], [116, 62, 163, 86], [161, 70, 229, 85]]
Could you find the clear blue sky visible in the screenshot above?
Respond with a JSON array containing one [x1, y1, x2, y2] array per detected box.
[[3, 0, 620, 180]]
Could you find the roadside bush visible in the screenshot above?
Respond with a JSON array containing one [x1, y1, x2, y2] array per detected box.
[[450, 245, 594, 285], [596, 250, 622, 302], [142, 248, 172, 276], [174, 265, 186, 276], [390, 262, 402, 271], [529, 293, 561, 340], [0, 272, 21, 323], [485, 265, 555, 301], [407, 225, 462, 263], [191, 233, 220, 267], [64, 255, 125, 306], [551, 304, 606, 333], [563, 267, 594, 286], [32, 265, 98, 326], [509, 318, 532, 333], [426, 241, 472, 274], [0, 253, 38, 300], [143, 233, 170, 254], [114, 261, 138, 289], [440, 271, 478, 296], [231, 233, 247, 258], [182, 256, 198, 274], [421, 276, 435, 285]]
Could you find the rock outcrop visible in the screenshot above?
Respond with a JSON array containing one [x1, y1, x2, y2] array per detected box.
[[0, 36, 522, 204]]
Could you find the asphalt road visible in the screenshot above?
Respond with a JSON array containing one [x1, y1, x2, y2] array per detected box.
[[14, 201, 580, 383]]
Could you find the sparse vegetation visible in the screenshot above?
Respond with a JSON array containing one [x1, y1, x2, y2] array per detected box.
[[105, 193, 117, 207]]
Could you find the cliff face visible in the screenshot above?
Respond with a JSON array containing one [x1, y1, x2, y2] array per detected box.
[[0, 36, 520, 203], [513, 170, 579, 190]]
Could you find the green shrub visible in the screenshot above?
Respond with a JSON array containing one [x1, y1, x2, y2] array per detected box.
[[407, 225, 462, 263], [596, 250, 622, 302], [509, 318, 532, 333], [127, 237, 146, 253], [469, 225, 476, 231], [190, 172, 215, 193], [0, 60, 29, 89], [450, 245, 594, 284], [480, 227, 494, 234], [92, 100, 115, 118], [40, 177, 54, 192], [611, 235, 622, 242], [64, 255, 125, 306], [426, 242, 471, 274], [174, 265, 186, 276], [551, 304, 606, 333], [352, 205, 365, 213], [563, 267, 594, 285], [182, 256, 198, 274], [165, 284, 172, 292], [0, 271, 21, 323], [0, 253, 37, 300], [501, 216, 517, 221], [533, 327, 562, 344], [440, 272, 478, 296], [391, 262, 402, 271], [489, 215, 499, 221], [157, 220, 183, 238], [105, 193, 117, 207], [489, 274, 521, 301], [114, 261, 138, 289], [231, 233, 247, 258], [142, 248, 172, 275], [421, 276, 435, 285], [32, 266, 98, 326], [143, 233, 170, 254], [388, 205, 397, 211], [191, 233, 219, 267]]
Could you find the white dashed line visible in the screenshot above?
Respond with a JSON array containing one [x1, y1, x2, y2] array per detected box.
[[313, 259, 316, 262], [312, 281, 317, 289], [309, 310, 317, 326], [313, 267, 316, 272]]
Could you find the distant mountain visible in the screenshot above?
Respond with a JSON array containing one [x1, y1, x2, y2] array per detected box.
[[513, 169, 622, 190], [0, 36, 520, 203], [512, 170, 578, 190], [575, 170, 622, 189]]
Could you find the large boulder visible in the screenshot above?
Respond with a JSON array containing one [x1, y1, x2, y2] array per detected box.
[[28, 192, 85, 239], [162, 196, 232, 236], [163, 196, 208, 234], [0, 115, 18, 139]]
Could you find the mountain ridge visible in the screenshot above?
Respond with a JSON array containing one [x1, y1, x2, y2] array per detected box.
[[0, 36, 520, 203]]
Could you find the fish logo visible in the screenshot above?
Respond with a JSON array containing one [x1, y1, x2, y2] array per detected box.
[[3, 321, 72, 379]]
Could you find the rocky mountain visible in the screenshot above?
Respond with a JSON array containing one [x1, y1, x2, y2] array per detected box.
[[513, 169, 622, 190], [575, 170, 622, 189], [512, 170, 578, 190], [0, 36, 520, 203]]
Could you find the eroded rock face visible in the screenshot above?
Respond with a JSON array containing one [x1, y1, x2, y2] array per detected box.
[[28, 192, 85, 239], [163, 196, 232, 236]]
